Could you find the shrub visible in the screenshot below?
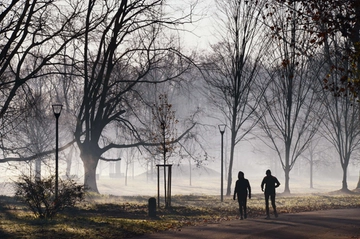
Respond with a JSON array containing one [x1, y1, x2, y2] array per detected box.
[[14, 175, 86, 219]]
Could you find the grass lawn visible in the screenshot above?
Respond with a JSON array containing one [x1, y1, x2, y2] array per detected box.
[[0, 191, 359, 238]]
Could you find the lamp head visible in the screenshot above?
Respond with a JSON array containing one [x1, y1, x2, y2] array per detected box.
[[218, 124, 226, 133], [52, 104, 63, 117]]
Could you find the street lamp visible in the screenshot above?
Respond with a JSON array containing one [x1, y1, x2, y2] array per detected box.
[[52, 103, 63, 201], [218, 124, 226, 202]]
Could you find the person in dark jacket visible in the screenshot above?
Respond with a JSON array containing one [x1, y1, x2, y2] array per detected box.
[[233, 171, 251, 220], [261, 169, 280, 219]]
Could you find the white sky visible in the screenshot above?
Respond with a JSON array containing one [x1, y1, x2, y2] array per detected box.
[[166, 0, 219, 51]]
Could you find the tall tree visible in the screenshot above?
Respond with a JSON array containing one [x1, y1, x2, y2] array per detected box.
[[0, 0, 86, 138], [321, 78, 360, 192], [202, 0, 269, 195], [74, 0, 196, 193], [276, 0, 360, 97], [320, 33, 360, 192], [275, 0, 360, 190], [258, 1, 324, 194]]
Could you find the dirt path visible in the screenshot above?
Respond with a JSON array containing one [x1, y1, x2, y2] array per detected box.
[[132, 208, 360, 239]]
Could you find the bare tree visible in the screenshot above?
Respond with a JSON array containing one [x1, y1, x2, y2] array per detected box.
[[202, 0, 269, 195], [258, 1, 324, 194], [0, 1, 86, 138], [277, 0, 360, 97], [5, 91, 53, 179], [271, 0, 360, 192], [320, 34, 360, 192], [73, 0, 196, 193], [151, 93, 178, 207], [301, 137, 333, 189], [321, 85, 360, 192]]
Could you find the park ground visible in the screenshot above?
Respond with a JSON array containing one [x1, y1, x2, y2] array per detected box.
[[0, 190, 359, 238]]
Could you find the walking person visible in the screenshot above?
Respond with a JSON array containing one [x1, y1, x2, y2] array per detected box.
[[261, 169, 280, 219], [233, 171, 251, 220]]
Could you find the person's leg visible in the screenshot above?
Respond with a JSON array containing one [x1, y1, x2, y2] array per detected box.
[[243, 197, 248, 219], [270, 194, 278, 217], [265, 193, 270, 218], [238, 199, 243, 219]]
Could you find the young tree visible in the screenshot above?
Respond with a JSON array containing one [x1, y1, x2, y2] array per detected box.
[[151, 93, 178, 207], [202, 0, 269, 196], [302, 137, 333, 189]]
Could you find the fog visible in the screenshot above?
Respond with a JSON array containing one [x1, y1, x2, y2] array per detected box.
[[1, 96, 359, 197], [95, 168, 358, 197], [1, 142, 358, 197], [94, 159, 359, 196]]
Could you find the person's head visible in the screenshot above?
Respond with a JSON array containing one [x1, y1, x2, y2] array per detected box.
[[238, 171, 244, 179], [266, 169, 271, 176]]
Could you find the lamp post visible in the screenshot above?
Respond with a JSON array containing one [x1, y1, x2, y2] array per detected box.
[[218, 124, 226, 202], [52, 104, 63, 201]]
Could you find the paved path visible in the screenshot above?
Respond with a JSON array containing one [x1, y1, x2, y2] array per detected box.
[[133, 208, 360, 239]]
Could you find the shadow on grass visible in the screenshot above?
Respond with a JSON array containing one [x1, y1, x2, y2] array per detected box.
[[63, 203, 223, 220], [1, 193, 359, 239], [0, 195, 29, 221], [0, 196, 32, 238], [0, 196, 136, 238]]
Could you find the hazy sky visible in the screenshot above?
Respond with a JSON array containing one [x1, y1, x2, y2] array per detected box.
[[166, 0, 218, 51]]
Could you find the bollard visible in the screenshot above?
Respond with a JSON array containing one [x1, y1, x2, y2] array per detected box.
[[148, 197, 156, 217]]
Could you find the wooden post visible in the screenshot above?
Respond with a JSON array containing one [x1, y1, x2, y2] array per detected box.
[[156, 164, 173, 208], [157, 165, 160, 208]]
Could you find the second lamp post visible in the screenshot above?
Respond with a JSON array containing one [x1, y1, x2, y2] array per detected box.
[[52, 104, 63, 201], [218, 124, 226, 202]]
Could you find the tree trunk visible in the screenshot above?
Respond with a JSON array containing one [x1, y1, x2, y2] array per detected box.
[[189, 160, 192, 186], [310, 158, 313, 189], [81, 153, 100, 193], [125, 161, 128, 186], [226, 130, 236, 196], [284, 166, 291, 194], [356, 170, 360, 189], [341, 165, 348, 191], [35, 158, 41, 180], [163, 152, 167, 208], [65, 146, 75, 178]]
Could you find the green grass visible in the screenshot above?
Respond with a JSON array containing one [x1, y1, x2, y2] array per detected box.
[[0, 191, 359, 238]]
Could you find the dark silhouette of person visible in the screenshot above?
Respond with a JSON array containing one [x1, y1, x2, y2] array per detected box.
[[261, 169, 280, 219], [233, 171, 251, 220]]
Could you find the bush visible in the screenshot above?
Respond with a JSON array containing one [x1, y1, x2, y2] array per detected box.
[[14, 175, 86, 219]]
